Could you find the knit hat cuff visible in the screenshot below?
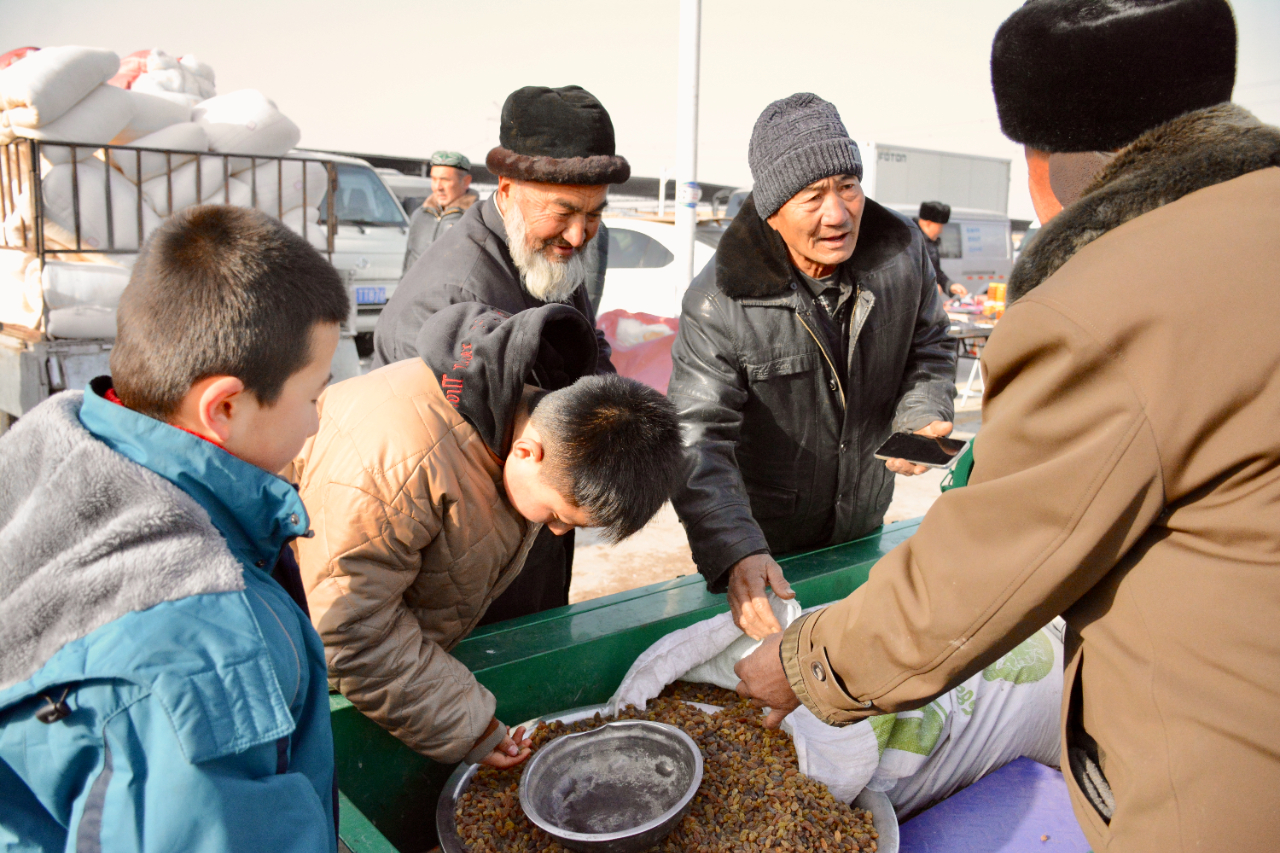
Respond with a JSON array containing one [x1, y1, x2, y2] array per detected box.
[[754, 137, 862, 219]]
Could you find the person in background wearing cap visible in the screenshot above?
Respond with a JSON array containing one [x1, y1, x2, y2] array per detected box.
[[915, 201, 967, 299], [402, 150, 478, 273], [668, 93, 956, 641], [735, 2, 1280, 849], [372, 85, 624, 624]]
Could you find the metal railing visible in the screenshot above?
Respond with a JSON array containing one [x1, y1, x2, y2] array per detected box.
[[0, 138, 338, 260]]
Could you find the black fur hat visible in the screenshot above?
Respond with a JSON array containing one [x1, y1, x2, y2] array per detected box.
[[991, 0, 1237, 153], [486, 85, 631, 185], [918, 201, 951, 224]]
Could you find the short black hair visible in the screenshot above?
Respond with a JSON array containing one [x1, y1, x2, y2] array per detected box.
[[112, 205, 349, 419], [530, 375, 682, 543]]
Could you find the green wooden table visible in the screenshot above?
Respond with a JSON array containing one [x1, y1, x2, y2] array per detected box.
[[334, 518, 922, 853]]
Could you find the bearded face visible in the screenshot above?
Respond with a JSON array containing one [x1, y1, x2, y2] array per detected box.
[[499, 179, 608, 304]]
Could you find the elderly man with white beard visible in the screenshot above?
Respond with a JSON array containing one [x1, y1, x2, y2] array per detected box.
[[372, 84, 625, 621]]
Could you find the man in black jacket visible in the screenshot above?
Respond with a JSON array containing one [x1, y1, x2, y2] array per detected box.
[[669, 93, 956, 639], [915, 200, 968, 299], [371, 85, 628, 621]]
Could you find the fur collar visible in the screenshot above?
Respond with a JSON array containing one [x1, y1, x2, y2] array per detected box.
[[0, 393, 245, 691], [1011, 104, 1280, 301], [423, 189, 479, 216], [716, 193, 913, 300]]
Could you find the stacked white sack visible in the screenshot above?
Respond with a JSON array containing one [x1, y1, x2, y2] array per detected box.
[[39, 260, 131, 340], [0, 249, 41, 330], [131, 50, 215, 106], [13, 85, 134, 163], [0, 46, 119, 141], [193, 90, 302, 172]]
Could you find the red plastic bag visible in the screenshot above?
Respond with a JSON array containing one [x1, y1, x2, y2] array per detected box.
[[0, 47, 38, 71], [597, 309, 679, 395], [106, 50, 151, 89]]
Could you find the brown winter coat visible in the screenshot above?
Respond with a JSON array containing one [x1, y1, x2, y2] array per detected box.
[[781, 104, 1280, 851], [291, 357, 540, 763]]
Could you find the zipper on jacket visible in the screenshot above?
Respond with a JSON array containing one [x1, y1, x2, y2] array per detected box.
[[796, 311, 847, 410]]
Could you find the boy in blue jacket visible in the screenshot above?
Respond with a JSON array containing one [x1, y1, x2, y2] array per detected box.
[[0, 205, 350, 852]]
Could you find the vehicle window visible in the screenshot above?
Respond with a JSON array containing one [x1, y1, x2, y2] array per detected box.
[[607, 228, 674, 269], [960, 221, 1011, 259], [318, 163, 408, 226], [939, 223, 963, 259]]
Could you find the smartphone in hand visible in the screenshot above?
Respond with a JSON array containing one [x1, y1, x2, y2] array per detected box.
[[874, 432, 971, 469]]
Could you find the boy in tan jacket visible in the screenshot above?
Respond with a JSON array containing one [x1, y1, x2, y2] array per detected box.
[[291, 302, 681, 767]]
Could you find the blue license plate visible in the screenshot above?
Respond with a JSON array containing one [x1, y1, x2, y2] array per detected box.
[[355, 286, 387, 305]]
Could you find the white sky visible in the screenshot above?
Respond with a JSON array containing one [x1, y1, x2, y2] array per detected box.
[[5, 0, 1279, 221]]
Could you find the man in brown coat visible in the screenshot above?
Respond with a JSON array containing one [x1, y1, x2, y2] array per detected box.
[[736, 1, 1280, 850], [291, 303, 681, 767]]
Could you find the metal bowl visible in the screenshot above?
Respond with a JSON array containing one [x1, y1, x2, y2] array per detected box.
[[517, 720, 703, 852], [436, 702, 898, 853]]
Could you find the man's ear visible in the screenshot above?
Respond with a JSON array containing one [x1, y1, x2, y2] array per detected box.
[[187, 375, 248, 444]]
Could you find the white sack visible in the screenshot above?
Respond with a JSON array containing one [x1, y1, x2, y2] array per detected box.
[[112, 89, 192, 145], [0, 250, 42, 330], [14, 85, 134, 165], [46, 304, 116, 339], [178, 55, 216, 93], [239, 158, 331, 216], [110, 122, 208, 183], [193, 90, 301, 172], [866, 624, 1063, 817], [42, 162, 162, 250], [609, 599, 1064, 812], [130, 49, 216, 101], [282, 205, 329, 250], [39, 259, 131, 310], [140, 156, 251, 215], [0, 47, 120, 129]]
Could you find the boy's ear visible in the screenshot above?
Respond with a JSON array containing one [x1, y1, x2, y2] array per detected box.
[[176, 375, 247, 444], [508, 433, 546, 465]]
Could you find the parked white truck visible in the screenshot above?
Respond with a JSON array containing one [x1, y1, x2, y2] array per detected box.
[[0, 138, 406, 428]]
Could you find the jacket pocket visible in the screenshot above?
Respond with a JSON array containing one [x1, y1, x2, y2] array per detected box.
[[744, 480, 798, 521], [745, 351, 822, 382]]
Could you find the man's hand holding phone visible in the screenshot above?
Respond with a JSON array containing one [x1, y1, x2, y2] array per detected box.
[[880, 421, 962, 476]]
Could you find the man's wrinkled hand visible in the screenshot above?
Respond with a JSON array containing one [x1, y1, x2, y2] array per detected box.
[[735, 632, 800, 729], [480, 724, 533, 769], [884, 420, 954, 477], [727, 554, 795, 640]]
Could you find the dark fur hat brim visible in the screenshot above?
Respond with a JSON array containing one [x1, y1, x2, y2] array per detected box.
[[486, 147, 630, 185]]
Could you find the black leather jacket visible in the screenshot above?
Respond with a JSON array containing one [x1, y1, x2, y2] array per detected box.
[[669, 195, 956, 591]]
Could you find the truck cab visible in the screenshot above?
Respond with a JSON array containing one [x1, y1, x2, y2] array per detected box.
[[301, 153, 410, 347]]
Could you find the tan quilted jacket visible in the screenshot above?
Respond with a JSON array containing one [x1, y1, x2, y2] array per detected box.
[[289, 358, 540, 763]]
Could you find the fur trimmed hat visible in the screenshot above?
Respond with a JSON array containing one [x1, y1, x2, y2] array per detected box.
[[918, 201, 951, 224], [991, 0, 1237, 153], [486, 85, 630, 185]]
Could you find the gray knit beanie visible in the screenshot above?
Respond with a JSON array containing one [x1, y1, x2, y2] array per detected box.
[[748, 93, 862, 219]]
